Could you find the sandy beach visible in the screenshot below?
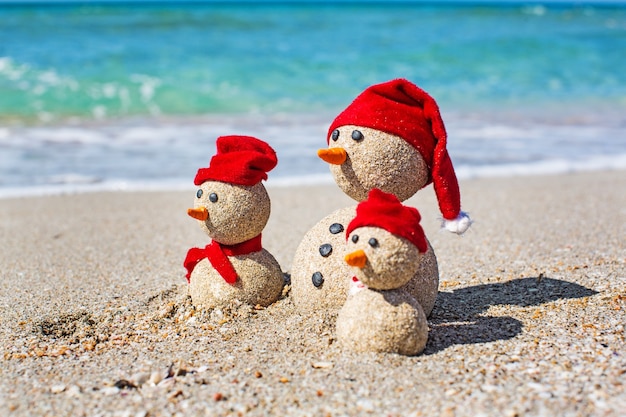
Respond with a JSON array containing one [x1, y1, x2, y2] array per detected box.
[[0, 170, 624, 416]]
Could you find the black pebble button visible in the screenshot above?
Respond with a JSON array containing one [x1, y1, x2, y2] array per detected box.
[[312, 271, 324, 288], [329, 223, 344, 234], [319, 243, 332, 257]]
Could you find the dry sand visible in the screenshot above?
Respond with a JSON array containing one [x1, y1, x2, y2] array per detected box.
[[0, 170, 624, 416]]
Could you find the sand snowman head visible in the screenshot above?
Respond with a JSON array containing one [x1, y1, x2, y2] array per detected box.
[[319, 78, 471, 234], [344, 188, 428, 290], [187, 135, 277, 245]]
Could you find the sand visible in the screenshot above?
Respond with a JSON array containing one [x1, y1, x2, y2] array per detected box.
[[0, 170, 624, 416]]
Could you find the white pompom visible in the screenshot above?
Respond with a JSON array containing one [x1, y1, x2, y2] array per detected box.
[[442, 211, 472, 235]]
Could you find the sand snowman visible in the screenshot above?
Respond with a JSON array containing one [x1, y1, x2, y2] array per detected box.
[[291, 79, 471, 317], [184, 135, 284, 309], [337, 189, 430, 355]]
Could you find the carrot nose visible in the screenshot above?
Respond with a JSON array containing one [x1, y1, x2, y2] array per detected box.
[[345, 249, 367, 268], [187, 207, 209, 221], [317, 147, 347, 165]]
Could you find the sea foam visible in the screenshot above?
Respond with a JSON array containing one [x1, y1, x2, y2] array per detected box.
[[1, 113, 625, 199]]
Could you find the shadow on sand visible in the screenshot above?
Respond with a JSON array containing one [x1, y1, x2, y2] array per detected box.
[[423, 277, 598, 355]]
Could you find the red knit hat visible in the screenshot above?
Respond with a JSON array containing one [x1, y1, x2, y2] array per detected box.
[[194, 135, 277, 186], [346, 188, 427, 253], [328, 78, 462, 223]]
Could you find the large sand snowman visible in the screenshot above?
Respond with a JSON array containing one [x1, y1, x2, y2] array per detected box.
[[291, 79, 471, 317]]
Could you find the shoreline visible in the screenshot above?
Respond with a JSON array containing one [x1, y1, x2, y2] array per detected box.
[[3, 165, 626, 200], [3, 109, 626, 197], [1, 170, 625, 416]]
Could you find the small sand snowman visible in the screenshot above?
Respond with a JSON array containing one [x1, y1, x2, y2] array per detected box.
[[336, 189, 430, 355], [184, 135, 284, 309], [291, 79, 470, 317]]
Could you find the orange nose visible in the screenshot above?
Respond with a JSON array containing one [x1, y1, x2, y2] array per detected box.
[[317, 147, 347, 165], [187, 206, 209, 221], [345, 249, 367, 268]]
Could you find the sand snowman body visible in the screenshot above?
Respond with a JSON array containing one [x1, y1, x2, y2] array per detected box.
[[336, 287, 428, 356], [290, 205, 438, 316], [184, 137, 284, 309], [189, 250, 283, 309]]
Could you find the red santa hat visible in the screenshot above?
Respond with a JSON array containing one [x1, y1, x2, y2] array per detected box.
[[194, 135, 277, 186], [328, 78, 471, 234], [346, 188, 428, 253]]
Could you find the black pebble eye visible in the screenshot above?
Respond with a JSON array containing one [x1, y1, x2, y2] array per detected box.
[[209, 193, 218, 203], [351, 130, 364, 141], [319, 243, 332, 257], [329, 223, 344, 234], [196, 189, 203, 198], [351, 234, 359, 243], [312, 271, 324, 288], [368, 238, 379, 248], [331, 129, 340, 141]]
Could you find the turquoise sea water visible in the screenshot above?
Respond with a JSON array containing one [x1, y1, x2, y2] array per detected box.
[[0, 1, 625, 194]]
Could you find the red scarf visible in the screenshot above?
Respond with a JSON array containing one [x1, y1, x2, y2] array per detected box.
[[184, 234, 263, 284]]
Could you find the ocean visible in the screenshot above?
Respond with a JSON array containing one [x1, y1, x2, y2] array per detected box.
[[1, 1, 625, 197]]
